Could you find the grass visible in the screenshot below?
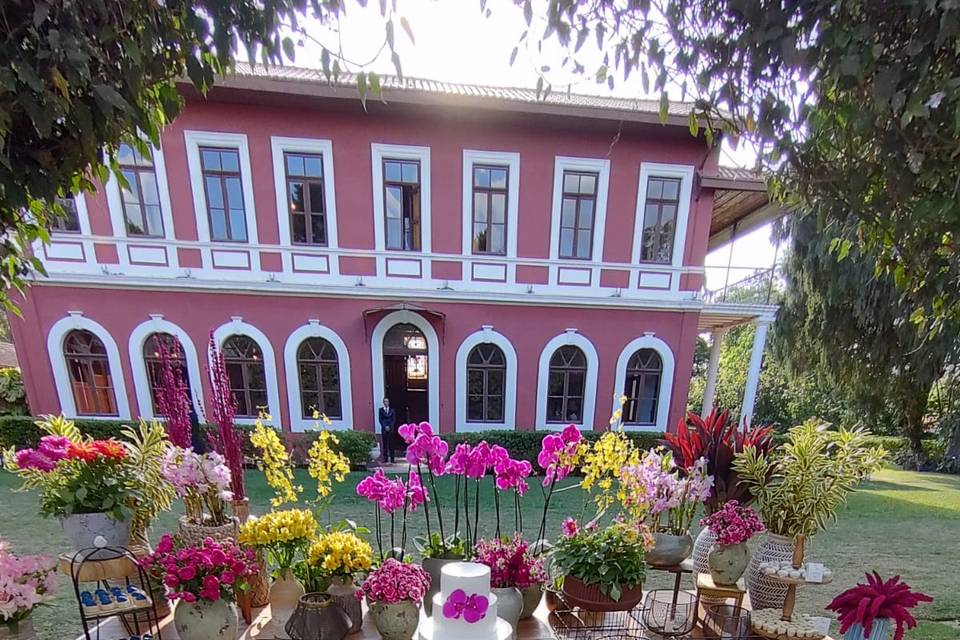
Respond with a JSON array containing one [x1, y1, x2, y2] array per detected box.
[[1, 467, 957, 639]]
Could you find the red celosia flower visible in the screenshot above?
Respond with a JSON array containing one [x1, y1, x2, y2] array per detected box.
[[826, 572, 932, 640], [91, 440, 126, 461], [66, 442, 98, 463]]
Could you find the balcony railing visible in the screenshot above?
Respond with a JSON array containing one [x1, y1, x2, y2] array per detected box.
[[703, 266, 778, 305]]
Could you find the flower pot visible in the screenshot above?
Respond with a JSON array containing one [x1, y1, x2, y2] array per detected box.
[[176, 515, 239, 547], [746, 533, 795, 610], [0, 618, 36, 640], [544, 587, 563, 613], [708, 542, 749, 586], [173, 599, 238, 640], [325, 575, 362, 633], [422, 556, 463, 616], [520, 583, 543, 619], [646, 532, 694, 567], [842, 619, 892, 640], [368, 599, 421, 640], [560, 576, 644, 612], [270, 569, 306, 629], [492, 586, 523, 640], [286, 593, 352, 640], [60, 512, 130, 552], [692, 527, 718, 579]]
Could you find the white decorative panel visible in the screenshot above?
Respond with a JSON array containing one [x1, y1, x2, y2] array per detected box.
[[386, 258, 422, 277], [45, 242, 85, 261], [557, 267, 592, 285], [212, 250, 251, 269], [292, 254, 330, 273], [472, 263, 507, 282], [638, 272, 672, 289], [128, 245, 168, 265]]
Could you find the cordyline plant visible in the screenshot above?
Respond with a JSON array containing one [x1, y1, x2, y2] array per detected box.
[[826, 572, 932, 640], [207, 332, 245, 500], [660, 408, 774, 514], [154, 339, 192, 449]]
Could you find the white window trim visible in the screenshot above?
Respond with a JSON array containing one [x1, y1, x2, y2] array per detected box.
[[370, 310, 440, 431], [461, 150, 520, 276], [210, 317, 280, 426], [548, 156, 611, 280], [454, 325, 518, 432], [283, 320, 353, 432], [183, 130, 260, 270], [271, 136, 340, 275], [630, 162, 696, 288], [104, 140, 179, 267], [535, 329, 599, 431], [128, 315, 204, 419], [370, 143, 432, 275], [47, 312, 131, 419], [612, 332, 675, 432]]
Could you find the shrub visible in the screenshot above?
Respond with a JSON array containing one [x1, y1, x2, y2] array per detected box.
[[0, 368, 28, 416], [0, 416, 136, 449], [291, 429, 376, 470]]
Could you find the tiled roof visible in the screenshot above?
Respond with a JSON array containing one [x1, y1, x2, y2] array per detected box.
[[715, 165, 765, 183]]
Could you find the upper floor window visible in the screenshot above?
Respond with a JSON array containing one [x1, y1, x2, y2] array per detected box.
[[222, 335, 266, 417], [622, 348, 662, 425], [200, 147, 248, 243], [466, 343, 505, 423], [383, 159, 421, 251], [64, 329, 117, 416], [559, 171, 597, 259], [285, 152, 328, 246], [297, 337, 342, 419], [546, 345, 586, 424], [50, 197, 81, 233], [471, 165, 508, 255], [143, 332, 187, 414], [118, 143, 164, 237], [640, 177, 681, 263]]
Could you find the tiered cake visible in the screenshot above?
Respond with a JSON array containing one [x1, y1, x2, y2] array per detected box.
[[418, 562, 513, 640]]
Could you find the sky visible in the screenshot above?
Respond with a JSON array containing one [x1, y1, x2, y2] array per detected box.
[[277, 0, 780, 290]]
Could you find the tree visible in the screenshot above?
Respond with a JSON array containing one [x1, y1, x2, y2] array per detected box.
[[0, 0, 403, 311], [527, 0, 960, 336]]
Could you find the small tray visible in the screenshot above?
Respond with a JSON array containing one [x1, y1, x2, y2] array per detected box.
[[751, 609, 827, 640]]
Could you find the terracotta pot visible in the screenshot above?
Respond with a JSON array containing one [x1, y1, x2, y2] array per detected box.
[[544, 587, 563, 613], [560, 576, 643, 612], [368, 599, 421, 640], [325, 575, 362, 633], [646, 532, 693, 567], [746, 533, 795, 610], [708, 542, 749, 586], [173, 599, 238, 640], [0, 618, 36, 640], [421, 556, 463, 616], [520, 583, 543, 619], [270, 569, 306, 628]]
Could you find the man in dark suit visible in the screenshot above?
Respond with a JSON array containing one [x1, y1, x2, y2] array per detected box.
[[378, 397, 397, 463]]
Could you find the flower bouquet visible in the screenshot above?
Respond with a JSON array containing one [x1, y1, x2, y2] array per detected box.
[[161, 446, 237, 545], [826, 573, 932, 640], [306, 529, 374, 631], [699, 500, 764, 585], [358, 559, 430, 640], [475, 534, 546, 624], [0, 540, 57, 637]]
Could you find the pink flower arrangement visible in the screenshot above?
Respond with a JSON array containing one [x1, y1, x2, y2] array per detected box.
[[537, 424, 582, 486], [0, 540, 57, 623], [356, 469, 424, 515], [161, 447, 233, 526], [699, 500, 765, 546], [827, 573, 932, 640], [13, 435, 70, 472], [357, 559, 430, 604], [141, 534, 256, 604], [620, 450, 713, 535], [474, 535, 546, 589], [561, 517, 579, 538]]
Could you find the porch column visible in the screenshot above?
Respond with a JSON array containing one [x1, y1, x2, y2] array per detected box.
[[701, 328, 727, 418], [740, 318, 772, 425]]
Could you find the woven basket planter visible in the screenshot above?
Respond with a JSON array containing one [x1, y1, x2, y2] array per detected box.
[[176, 515, 239, 547]]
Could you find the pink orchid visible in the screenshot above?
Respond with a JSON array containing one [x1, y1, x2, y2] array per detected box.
[[442, 588, 489, 623]]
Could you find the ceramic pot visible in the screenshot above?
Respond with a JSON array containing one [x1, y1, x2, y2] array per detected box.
[[520, 583, 543, 619], [422, 556, 463, 616], [560, 576, 644, 612], [173, 599, 238, 640], [325, 575, 362, 633], [176, 515, 239, 547], [0, 618, 36, 640], [746, 533, 795, 610], [842, 619, 892, 640], [692, 527, 718, 579], [368, 599, 421, 640], [646, 532, 694, 567], [270, 569, 306, 628], [285, 593, 351, 640], [544, 587, 563, 613], [60, 513, 130, 551], [708, 542, 749, 586], [492, 586, 523, 640]]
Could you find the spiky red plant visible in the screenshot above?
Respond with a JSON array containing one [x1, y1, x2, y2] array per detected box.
[[826, 572, 932, 640], [660, 408, 774, 513], [154, 339, 192, 448], [207, 331, 245, 500]]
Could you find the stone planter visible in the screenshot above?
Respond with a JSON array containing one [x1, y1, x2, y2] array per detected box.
[[492, 586, 523, 640], [646, 532, 694, 567], [708, 541, 749, 586], [173, 599, 238, 640], [692, 527, 717, 579], [325, 575, 362, 633], [176, 515, 239, 547], [746, 533, 795, 610], [421, 556, 463, 616], [0, 618, 36, 640], [368, 599, 421, 640], [842, 619, 892, 640], [560, 576, 644, 612], [270, 569, 306, 629], [520, 583, 543, 619], [61, 513, 130, 552]]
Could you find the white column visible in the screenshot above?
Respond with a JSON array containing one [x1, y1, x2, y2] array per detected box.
[[701, 328, 727, 418], [740, 319, 772, 425]]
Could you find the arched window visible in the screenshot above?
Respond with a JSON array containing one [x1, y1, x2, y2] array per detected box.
[[64, 330, 118, 416], [143, 332, 187, 414], [623, 349, 662, 425], [222, 335, 266, 417], [466, 344, 505, 423], [546, 345, 586, 424], [297, 337, 342, 419]]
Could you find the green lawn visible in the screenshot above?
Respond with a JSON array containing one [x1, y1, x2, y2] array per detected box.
[[1, 468, 957, 639]]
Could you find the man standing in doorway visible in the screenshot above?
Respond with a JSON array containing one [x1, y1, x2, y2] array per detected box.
[[378, 397, 397, 463]]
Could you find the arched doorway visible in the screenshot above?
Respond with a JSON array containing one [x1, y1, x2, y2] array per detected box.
[[382, 323, 429, 424]]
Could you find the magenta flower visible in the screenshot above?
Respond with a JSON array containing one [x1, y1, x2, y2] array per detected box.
[[446, 443, 471, 475], [561, 517, 579, 538], [465, 441, 492, 479], [538, 424, 582, 486], [494, 457, 533, 495], [442, 588, 489, 623], [358, 559, 430, 604], [699, 500, 765, 546], [406, 471, 428, 511], [407, 433, 449, 476], [356, 469, 389, 501], [398, 421, 434, 445]]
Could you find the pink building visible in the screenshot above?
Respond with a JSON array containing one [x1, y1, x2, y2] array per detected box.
[[9, 65, 777, 436]]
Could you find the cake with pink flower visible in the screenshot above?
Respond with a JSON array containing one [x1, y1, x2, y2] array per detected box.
[[418, 562, 512, 640]]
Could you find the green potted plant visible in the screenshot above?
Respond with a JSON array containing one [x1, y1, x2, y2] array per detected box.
[[733, 420, 886, 610]]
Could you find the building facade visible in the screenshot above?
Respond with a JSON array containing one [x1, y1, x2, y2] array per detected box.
[[9, 66, 777, 435]]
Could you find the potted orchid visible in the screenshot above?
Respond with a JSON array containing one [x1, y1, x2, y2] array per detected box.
[[699, 500, 764, 585], [474, 535, 545, 628], [358, 559, 430, 640], [0, 540, 57, 640], [826, 573, 932, 640], [161, 446, 237, 545]]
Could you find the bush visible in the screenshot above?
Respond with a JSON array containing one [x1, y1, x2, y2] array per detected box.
[[288, 429, 376, 470], [0, 415, 138, 449], [0, 368, 28, 416]]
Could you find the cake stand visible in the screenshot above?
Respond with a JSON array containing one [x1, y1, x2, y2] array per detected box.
[[750, 555, 834, 640], [418, 616, 514, 640]]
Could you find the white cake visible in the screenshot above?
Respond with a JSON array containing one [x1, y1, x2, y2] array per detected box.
[[418, 562, 513, 640]]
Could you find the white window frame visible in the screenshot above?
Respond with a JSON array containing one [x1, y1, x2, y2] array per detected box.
[[630, 162, 696, 287], [461, 150, 520, 267], [47, 311, 131, 419], [210, 316, 280, 426], [183, 130, 260, 269], [370, 143, 432, 265], [283, 320, 353, 432], [612, 332, 675, 432], [455, 325, 518, 432], [128, 315, 204, 419], [535, 329, 599, 431], [271, 137, 340, 275], [549, 156, 611, 275]]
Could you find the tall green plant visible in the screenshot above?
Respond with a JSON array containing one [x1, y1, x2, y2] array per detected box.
[[123, 420, 175, 545]]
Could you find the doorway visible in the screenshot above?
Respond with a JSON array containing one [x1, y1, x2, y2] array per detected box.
[[382, 323, 429, 424]]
